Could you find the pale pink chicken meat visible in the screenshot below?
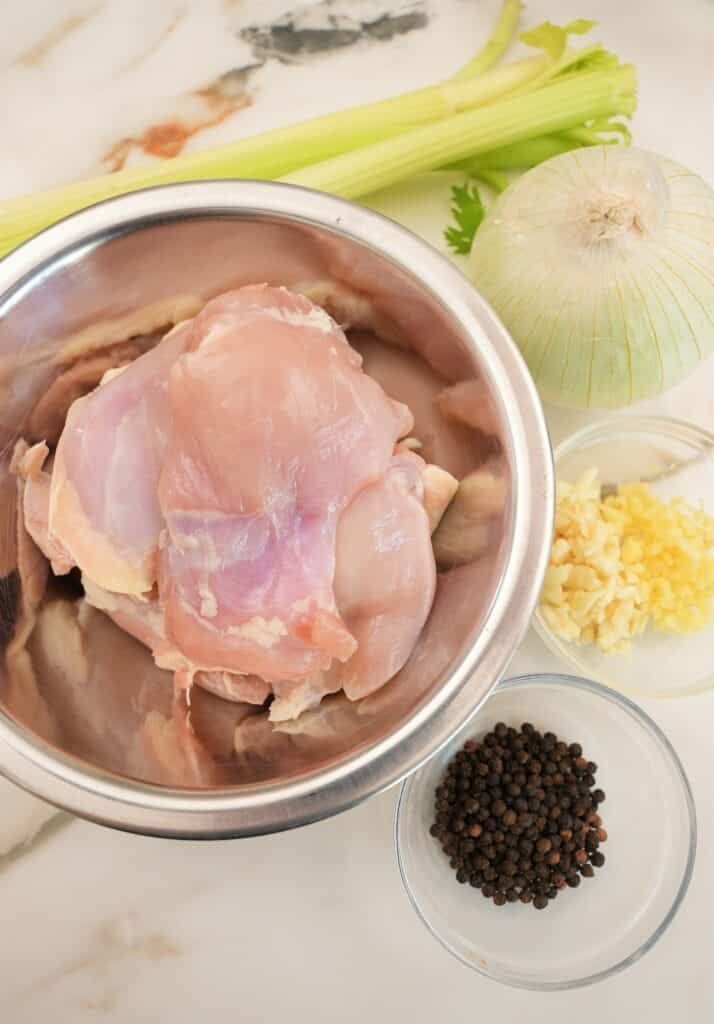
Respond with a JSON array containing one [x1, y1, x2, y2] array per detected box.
[[84, 450, 438, 724], [268, 453, 436, 721], [14, 441, 73, 576], [26, 337, 155, 447], [158, 286, 411, 686], [330, 453, 436, 700], [17, 284, 446, 726], [82, 576, 272, 705], [350, 332, 485, 480], [196, 671, 272, 706], [48, 322, 190, 595]]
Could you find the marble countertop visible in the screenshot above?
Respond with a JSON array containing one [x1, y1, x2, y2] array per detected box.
[[1, 1, 713, 1021]]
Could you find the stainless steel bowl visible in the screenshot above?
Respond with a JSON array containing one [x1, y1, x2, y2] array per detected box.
[[0, 181, 553, 837]]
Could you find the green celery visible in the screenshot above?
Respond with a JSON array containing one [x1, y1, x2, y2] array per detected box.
[[0, 53, 550, 259], [450, 135, 583, 172], [283, 67, 637, 199], [472, 169, 510, 192], [453, 0, 523, 80], [450, 118, 630, 173]]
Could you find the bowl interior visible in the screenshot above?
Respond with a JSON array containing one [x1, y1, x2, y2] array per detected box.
[[396, 675, 696, 989], [0, 199, 515, 795], [535, 418, 714, 697]]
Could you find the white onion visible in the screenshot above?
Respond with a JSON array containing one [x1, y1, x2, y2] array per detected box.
[[469, 146, 714, 408]]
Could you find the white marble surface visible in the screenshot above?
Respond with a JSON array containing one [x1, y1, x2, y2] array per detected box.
[[1, 0, 713, 1020]]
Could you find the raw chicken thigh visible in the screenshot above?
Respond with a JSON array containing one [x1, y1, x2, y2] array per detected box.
[[49, 323, 190, 595], [331, 452, 436, 700], [25, 285, 439, 720], [158, 287, 411, 684]]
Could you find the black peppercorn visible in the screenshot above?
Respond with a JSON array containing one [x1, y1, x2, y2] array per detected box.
[[430, 723, 607, 910]]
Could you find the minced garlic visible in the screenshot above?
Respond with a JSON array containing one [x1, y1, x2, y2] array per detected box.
[[540, 470, 714, 652]]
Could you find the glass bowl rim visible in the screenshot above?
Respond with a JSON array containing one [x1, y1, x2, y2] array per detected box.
[[395, 672, 698, 991], [533, 414, 714, 698]]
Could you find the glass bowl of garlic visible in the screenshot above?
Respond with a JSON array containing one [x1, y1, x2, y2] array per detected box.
[[533, 417, 714, 698]]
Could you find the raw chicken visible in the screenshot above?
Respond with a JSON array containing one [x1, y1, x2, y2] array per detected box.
[[15, 441, 73, 576], [268, 453, 437, 720], [81, 576, 177, 669], [0, 223, 335, 587], [432, 459, 509, 569], [26, 337, 156, 447], [12, 440, 73, 577], [48, 322, 191, 595], [82, 577, 271, 705], [20, 285, 438, 724], [158, 286, 411, 686], [419, 463, 459, 534], [329, 453, 436, 701], [84, 447, 439, 724], [350, 332, 486, 479], [357, 557, 503, 722]]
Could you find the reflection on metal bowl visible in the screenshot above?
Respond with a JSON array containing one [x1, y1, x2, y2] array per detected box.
[[0, 182, 552, 837]]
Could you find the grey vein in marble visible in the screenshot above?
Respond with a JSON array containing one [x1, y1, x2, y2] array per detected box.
[[241, 0, 428, 63], [0, 811, 72, 874]]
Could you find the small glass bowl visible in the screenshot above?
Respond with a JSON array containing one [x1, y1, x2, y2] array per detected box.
[[534, 416, 714, 698], [396, 674, 696, 990]]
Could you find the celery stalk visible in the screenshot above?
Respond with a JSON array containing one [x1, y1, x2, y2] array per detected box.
[[446, 134, 582, 172], [0, 12, 635, 261], [0, 57, 549, 259], [447, 123, 623, 173], [283, 67, 637, 199], [453, 0, 523, 80], [562, 124, 626, 145], [472, 169, 510, 193]]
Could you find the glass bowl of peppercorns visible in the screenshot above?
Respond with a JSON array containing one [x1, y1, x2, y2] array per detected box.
[[395, 673, 696, 990]]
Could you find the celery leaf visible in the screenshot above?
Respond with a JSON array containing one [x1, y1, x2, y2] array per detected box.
[[519, 18, 596, 59]]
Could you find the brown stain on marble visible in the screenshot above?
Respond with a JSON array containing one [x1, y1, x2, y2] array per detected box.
[[8, 913, 181, 1012], [98, 1, 428, 173], [81, 990, 120, 1013], [14, 4, 102, 67], [120, 5, 188, 75], [102, 67, 256, 171]]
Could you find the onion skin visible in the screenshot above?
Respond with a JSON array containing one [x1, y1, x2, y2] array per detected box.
[[469, 146, 714, 408]]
